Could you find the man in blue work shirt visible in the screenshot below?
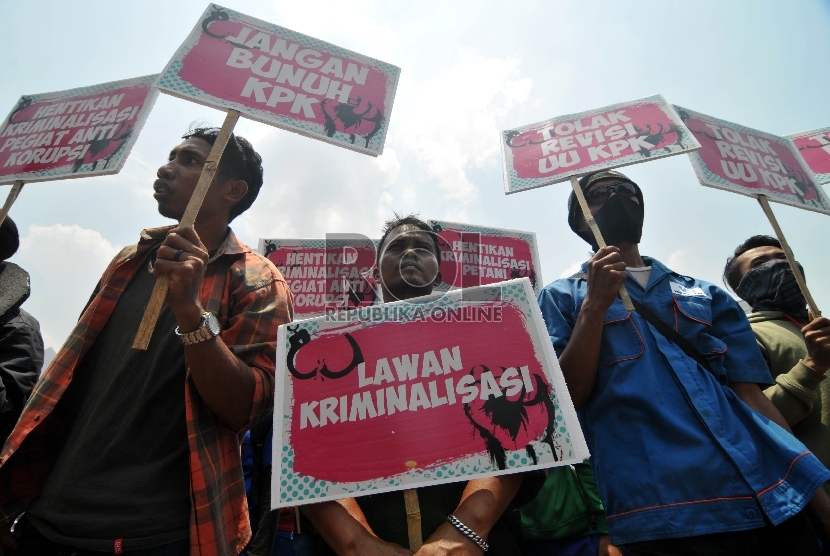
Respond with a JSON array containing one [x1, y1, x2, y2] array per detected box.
[[537, 170, 830, 555]]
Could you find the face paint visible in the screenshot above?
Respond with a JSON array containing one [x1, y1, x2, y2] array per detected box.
[[736, 259, 808, 319]]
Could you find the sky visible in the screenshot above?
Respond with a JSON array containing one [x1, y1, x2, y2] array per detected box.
[[1, 0, 829, 351]]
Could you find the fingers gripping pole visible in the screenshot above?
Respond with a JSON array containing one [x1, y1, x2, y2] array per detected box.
[[132, 110, 241, 350], [0, 181, 25, 227], [757, 195, 821, 317], [570, 176, 635, 311]]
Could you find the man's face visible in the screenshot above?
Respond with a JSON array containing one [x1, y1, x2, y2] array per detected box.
[[575, 178, 640, 232], [734, 245, 787, 279], [375, 225, 441, 302], [155, 137, 226, 221]]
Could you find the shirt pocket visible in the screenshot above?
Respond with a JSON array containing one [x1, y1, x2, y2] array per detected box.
[[673, 296, 727, 355], [599, 302, 645, 366]]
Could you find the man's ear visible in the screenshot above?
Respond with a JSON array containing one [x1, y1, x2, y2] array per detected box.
[[433, 270, 442, 287], [223, 178, 248, 204], [372, 265, 381, 283]]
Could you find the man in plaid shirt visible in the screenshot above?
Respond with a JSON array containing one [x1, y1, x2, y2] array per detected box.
[[0, 127, 292, 556]]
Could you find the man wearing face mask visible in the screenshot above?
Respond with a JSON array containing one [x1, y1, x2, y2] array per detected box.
[[537, 170, 830, 555], [724, 236, 830, 500]]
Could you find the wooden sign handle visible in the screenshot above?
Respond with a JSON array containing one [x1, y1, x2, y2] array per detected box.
[[757, 194, 821, 317], [403, 488, 423, 550], [0, 181, 25, 227], [570, 177, 635, 311], [132, 110, 241, 350]]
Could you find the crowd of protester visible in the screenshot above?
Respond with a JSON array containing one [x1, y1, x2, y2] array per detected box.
[[0, 128, 827, 556]]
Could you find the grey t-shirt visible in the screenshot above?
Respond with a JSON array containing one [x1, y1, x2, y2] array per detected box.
[[29, 257, 190, 551]]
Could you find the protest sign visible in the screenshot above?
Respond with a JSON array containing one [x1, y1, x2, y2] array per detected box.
[[427, 219, 543, 295], [787, 127, 830, 185], [501, 95, 700, 194], [676, 106, 830, 215], [272, 278, 588, 508], [260, 237, 379, 317], [156, 4, 400, 157], [0, 75, 158, 185]]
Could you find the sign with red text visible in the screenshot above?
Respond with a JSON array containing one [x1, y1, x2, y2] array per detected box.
[[261, 237, 379, 317], [787, 127, 830, 185], [428, 219, 543, 295], [157, 4, 400, 156], [271, 278, 588, 507], [501, 95, 700, 194], [0, 75, 158, 185], [676, 106, 830, 214]]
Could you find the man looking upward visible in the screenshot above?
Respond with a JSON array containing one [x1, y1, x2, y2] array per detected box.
[[0, 127, 293, 556]]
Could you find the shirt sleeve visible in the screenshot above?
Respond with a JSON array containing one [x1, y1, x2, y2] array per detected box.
[[0, 310, 44, 439], [708, 286, 774, 386], [222, 264, 293, 433], [537, 283, 577, 359], [758, 334, 825, 425]]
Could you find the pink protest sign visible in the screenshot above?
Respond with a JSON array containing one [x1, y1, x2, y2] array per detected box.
[[260, 237, 378, 317], [676, 106, 830, 215], [272, 278, 587, 507], [787, 127, 830, 185], [501, 95, 700, 194], [157, 4, 400, 157], [428, 219, 543, 295], [0, 75, 158, 185]]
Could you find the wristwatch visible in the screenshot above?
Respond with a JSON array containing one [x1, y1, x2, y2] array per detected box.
[[175, 312, 221, 345]]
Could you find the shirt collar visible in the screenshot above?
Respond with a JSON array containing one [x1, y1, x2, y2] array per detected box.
[[138, 225, 250, 262]]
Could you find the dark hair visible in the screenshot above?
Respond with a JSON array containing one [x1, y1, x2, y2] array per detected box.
[[183, 126, 264, 221], [0, 217, 19, 261], [723, 235, 781, 292], [377, 213, 442, 265]]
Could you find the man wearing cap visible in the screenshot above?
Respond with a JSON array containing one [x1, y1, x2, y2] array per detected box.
[[536, 170, 830, 554], [0, 216, 43, 441]]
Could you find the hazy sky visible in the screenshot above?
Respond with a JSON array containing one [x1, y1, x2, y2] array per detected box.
[[1, 0, 829, 350]]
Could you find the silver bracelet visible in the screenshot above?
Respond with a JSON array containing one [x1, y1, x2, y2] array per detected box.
[[447, 514, 489, 552]]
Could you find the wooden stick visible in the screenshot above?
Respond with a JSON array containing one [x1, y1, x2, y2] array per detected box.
[[132, 110, 241, 350], [0, 181, 24, 227], [757, 194, 821, 317], [403, 488, 423, 550], [570, 176, 635, 311]]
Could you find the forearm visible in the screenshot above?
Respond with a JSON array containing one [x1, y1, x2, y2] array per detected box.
[[305, 499, 375, 556], [732, 382, 793, 433], [558, 303, 606, 410], [453, 475, 522, 538], [762, 361, 824, 426]]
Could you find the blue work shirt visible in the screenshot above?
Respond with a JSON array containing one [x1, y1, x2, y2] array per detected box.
[[538, 257, 830, 544]]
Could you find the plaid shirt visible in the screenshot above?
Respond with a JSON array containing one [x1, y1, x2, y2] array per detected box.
[[0, 226, 292, 556]]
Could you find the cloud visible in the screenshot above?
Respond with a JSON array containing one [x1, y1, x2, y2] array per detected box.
[[392, 53, 533, 216], [15, 225, 121, 349], [271, 0, 397, 62], [233, 129, 401, 245]]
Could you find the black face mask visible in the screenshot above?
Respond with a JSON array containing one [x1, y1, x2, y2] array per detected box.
[[735, 259, 808, 319], [577, 194, 644, 251]]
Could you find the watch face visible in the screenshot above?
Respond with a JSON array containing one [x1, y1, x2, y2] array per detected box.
[[206, 313, 221, 336]]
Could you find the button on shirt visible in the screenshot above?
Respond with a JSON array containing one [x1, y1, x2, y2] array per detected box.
[[538, 257, 830, 545]]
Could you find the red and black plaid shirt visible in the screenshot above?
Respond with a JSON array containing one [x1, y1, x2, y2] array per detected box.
[[0, 226, 292, 556]]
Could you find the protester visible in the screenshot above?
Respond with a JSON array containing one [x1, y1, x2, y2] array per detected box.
[[0, 126, 293, 556], [724, 236, 830, 502], [305, 214, 540, 556], [537, 170, 830, 555], [519, 462, 620, 556], [0, 216, 43, 442]]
